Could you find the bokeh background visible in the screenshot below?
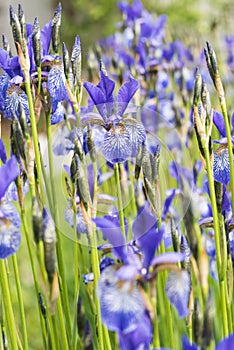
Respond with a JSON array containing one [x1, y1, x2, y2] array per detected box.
[[1, 0, 234, 58]]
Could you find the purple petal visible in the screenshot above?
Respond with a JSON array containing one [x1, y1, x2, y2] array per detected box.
[[182, 336, 198, 350], [94, 216, 127, 261], [132, 203, 157, 239], [116, 264, 139, 280], [166, 270, 190, 318], [98, 71, 115, 115], [97, 265, 145, 333], [118, 312, 152, 350], [151, 252, 185, 266], [213, 150, 230, 185], [83, 82, 107, 119], [0, 139, 7, 164], [213, 110, 226, 137], [216, 334, 234, 350], [162, 189, 177, 220], [0, 156, 19, 199], [117, 76, 139, 116], [4, 85, 30, 121]]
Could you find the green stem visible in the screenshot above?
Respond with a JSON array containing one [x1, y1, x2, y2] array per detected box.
[[11, 255, 28, 350], [56, 297, 70, 350], [220, 102, 234, 216], [203, 146, 228, 337], [24, 81, 43, 194], [72, 190, 79, 350], [0, 260, 18, 350], [20, 209, 48, 348], [46, 112, 72, 340], [114, 163, 126, 240]]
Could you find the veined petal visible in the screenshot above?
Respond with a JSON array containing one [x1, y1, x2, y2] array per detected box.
[[213, 149, 230, 185], [97, 265, 145, 333], [0, 156, 19, 200], [117, 76, 139, 116], [50, 100, 64, 124], [5, 85, 30, 121], [64, 204, 87, 234], [0, 216, 21, 259], [102, 122, 131, 163], [125, 118, 146, 157], [166, 269, 190, 318], [48, 64, 68, 101]]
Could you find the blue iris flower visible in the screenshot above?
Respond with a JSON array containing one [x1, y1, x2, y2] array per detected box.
[[83, 71, 146, 163], [0, 140, 21, 259]]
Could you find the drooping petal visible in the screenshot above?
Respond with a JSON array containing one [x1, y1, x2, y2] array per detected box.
[[102, 122, 131, 163], [50, 100, 64, 124], [118, 312, 152, 350], [125, 118, 146, 157], [5, 85, 30, 121], [213, 149, 230, 185], [0, 216, 21, 259], [0, 201, 21, 259], [165, 269, 190, 318], [0, 156, 19, 200], [48, 64, 68, 101], [117, 76, 139, 116], [97, 265, 145, 333]]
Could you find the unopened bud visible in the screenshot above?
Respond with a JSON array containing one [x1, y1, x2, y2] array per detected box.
[[32, 17, 41, 67], [202, 290, 214, 348], [9, 5, 24, 55], [193, 297, 203, 345], [180, 234, 191, 272], [41, 207, 56, 283], [51, 3, 62, 54], [62, 42, 70, 80], [32, 197, 42, 244], [2, 34, 12, 56], [86, 125, 96, 162], [71, 35, 82, 90], [18, 4, 26, 40]]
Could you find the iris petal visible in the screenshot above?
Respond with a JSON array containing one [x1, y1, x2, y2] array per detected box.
[[48, 64, 68, 101], [213, 149, 230, 185], [102, 123, 131, 163], [97, 265, 145, 333], [166, 269, 190, 318], [0, 156, 19, 200]]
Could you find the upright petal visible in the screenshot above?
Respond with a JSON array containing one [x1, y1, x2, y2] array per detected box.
[[0, 139, 7, 164], [117, 76, 139, 116], [83, 81, 107, 119]]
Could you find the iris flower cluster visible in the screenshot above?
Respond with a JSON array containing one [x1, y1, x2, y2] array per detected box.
[[0, 1, 234, 350]]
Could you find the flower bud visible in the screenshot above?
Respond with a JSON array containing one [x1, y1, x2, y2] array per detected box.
[[51, 3, 62, 54], [9, 5, 24, 55], [202, 290, 214, 348], [32, 17, 41, 67], [62, 42, 70, 80], [193, 297, 203, 345], [32, 197, 42, 244], [41, 208, 56, 283], [18, 4, 26, 40], [71, 35, 82, 90], [2, 34, 12, 56]]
